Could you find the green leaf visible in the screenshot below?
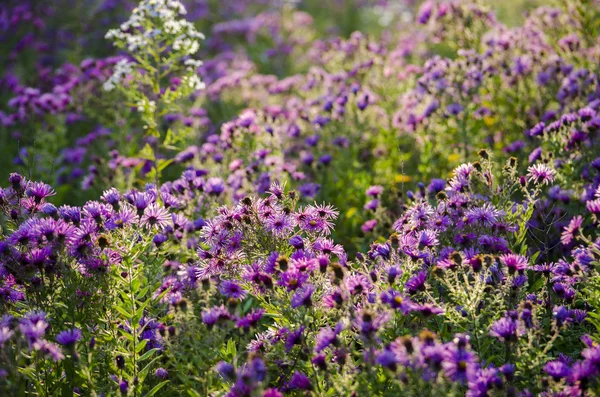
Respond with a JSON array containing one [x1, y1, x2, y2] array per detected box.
[[113, 305, 133, 319], [139, 347, 159, 362], [143, 380, 170, 397], [136, 339, 148, 353]]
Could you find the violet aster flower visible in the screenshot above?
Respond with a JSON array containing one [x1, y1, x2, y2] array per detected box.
[[586, 199, 600, 215], [314, 324, 342, 353], [527, 164, 556, 185], [489, 316, 520, 342], [543, 360, 570, 381], [218, 281, 246, 299], [361, 219, 378, 233], [528, 147, 542, 163], [19, 311, 48, 344], [235, 309, 265, 331], [466, 203, 503, 227], [119, 379, 128, 394], [289, 235, 304, 249], [427, 178, 446, 194], [287, 371, 312, 390], [25, 181, 55, 202], [309, 203, 339, 220], [366, 185, 384, 198], [405, 271, 427, 294], [101, 187, 120, 206], [141, 203, 171, 229], [442, 338, 476, 383], [561, 216, 583, 245], [154, 367, 168, 379], [33, 340, 64, 362], [291, 284, 314, 308], [265, 213, 294, 237], [208, 357, 233, 386], [56, 328, 82, 346], [499, 254, 528, 274], [446, 103, 463, 116]]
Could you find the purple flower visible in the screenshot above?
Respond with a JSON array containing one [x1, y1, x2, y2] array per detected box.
[[287, 371, 312, 390], [19, 311, 48, 344], [25, 181, 55, 202], [215, 361, 236, 381], [236, 309, 265, 331], [528, 147, 542, 163], [33, 340, 64, 362], [553, 305, 571, 326], [561, 216, 583, 245], [263, 389, 283, 397], [314, 324, 342, 353], [543, 360, 571, 381], [499, 254, 528, 274], [265, 213, 294, 237], [427, 178, 446, 194], [141, 203, 171, 229], [446, 103, 463, 116], [366, 185, 384, 197], [361, 219, 377, 233], [56, 328, 82, 347], [466, 203, 503, 227], [119, 379, 128, 394], [201, 305, 231, 326], [289, 235, 304, 249], [442, 339, 476, 383], [154, 367, 168, 379], [291, 284, 314, 308], [489, 317, 520, 342], [527, 164, 556, 185], [218, 281, 246, 299], [405, 271, 427, 294]]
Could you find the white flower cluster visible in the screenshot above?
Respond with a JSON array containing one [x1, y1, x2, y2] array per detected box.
[[184, 58, 203, 71], [103, 59, 133, 91], [105, 0, 204, 54], [183, 75, 206, 91], [137, 98, 157, 113]]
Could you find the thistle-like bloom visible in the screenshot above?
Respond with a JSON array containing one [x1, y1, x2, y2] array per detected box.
[[141, 203, 171, 229], [527, 164, 556, 185]]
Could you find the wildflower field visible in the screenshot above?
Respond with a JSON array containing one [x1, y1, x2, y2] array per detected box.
[[2, 0, 600, 395]]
